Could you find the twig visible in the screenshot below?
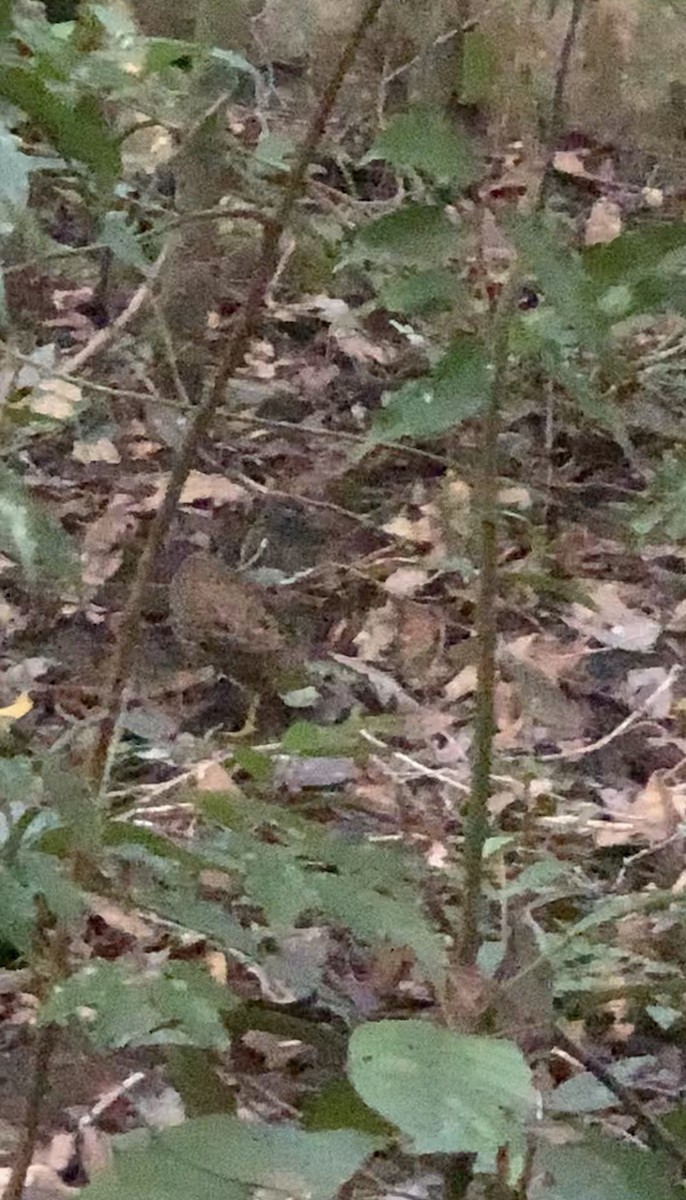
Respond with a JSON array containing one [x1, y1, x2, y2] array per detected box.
[[553, 1026, 686, 1171], [537, 0, 587, 205], [60, 252, 164, 375], [89, 0, 389, 789], [4, 1024, 56, 1200], [539, 665, 681, 762]]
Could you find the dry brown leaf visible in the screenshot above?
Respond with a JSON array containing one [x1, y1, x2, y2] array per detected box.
[[567, 582, 661, 651], [72, 438, 121, 465], [353, 603, 396, 661], [584, 198, 622, 246], [594, 773, 684, 847], [382, 514, 434, 545], [82, 495, 139, 587], [196, 761, 234, 791], [145, 472, 251, 511], [383, 567, 429, 597], [443, 663, 478, 702], [623, 666, 673, 717], [552, 149, 589, 176], [29, 378, 81, 419]]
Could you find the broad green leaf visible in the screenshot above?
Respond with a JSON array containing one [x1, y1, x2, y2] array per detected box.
[[0, 68, 120, 185], [0, 0, 10, 38], [99, 211, 149, 271], [584, 221, 686, 288], [83, 1135, 248, 1200], [461, 30, 496, 104], [366, 336, 489, 446], [0, 866, 35, 953], [302, 1079, 395, 1135], [143, 38, 197, 74], [379, 268, 469, 315], [230, 745, 274, 783], [19, 852, 85, 923], [533, 1130, 683, 1200], [0, 127, 35, 209], [280, 714, 399, 757], [137, 885, 257, 958], [40, 960, 232, 1050], [348, 1021, 534, 1170], [42, 761, 101, 855], [242, 844, 316, 927], [353, 205, 460, 267], [83, 1118, 382, 1200], [312, 875, 445, 981], [510, 215, 607, 352], [0, 466, 78, 585], [365, 107, 476, 186]]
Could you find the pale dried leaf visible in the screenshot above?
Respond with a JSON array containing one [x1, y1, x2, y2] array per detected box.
[[353, 603, 396, 661], [553, 149, 588, 176], [567, 582, 660, 651], [595, 773, 684, 847], [624, 666, 673, 717], [196, 761, 234, 791], [444, 663, 478, 702], [72, 437, 121, 465], [30, 378, 81, 419], [382, 514, 434, 545], [383, 567, 429, 597], [584, 198, 622, 246]]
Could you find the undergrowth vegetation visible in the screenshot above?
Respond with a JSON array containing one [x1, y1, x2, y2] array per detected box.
[[2, 2, 686, 1199]]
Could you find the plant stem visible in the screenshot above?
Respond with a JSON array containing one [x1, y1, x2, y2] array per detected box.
[[89, 0, 388, 790], [458, 273, 519, 967], [4, 1023, 56, 1200]]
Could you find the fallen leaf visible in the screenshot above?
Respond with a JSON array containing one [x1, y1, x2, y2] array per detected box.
[[354, 603, 396, 661], [444, 663, 478, 702], [382, 514, 434, 545], [196, 761, 234, 791], [146, 471, 251, 510], [594, 773, 685, 847], [0, 692, 32, 720], [623, 666, 673, 718], [72, 438, 121, 465], [567, 582, 661, 652], [383, 567, 429, 597], [553, 149, 588, 177], [29, 378, 82, 419], [584, 198, 622, 246]]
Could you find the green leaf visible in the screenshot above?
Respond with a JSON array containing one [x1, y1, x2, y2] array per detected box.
[[348, 1021, 534, 1171], [584, 221, 686, 288], [366, 335, 489, 446], [365, 107, 476, 186], [510, 215, 608, 351], [99, 211, 149, 271], [40, 960, 232, 1051], [143, 37, 197, 73], [379, 268, 469, 315], [20, 852, 85, 923], [461, 30, 496, 104], [0, 67, 120, 186], [41, 761, 101, 855], [534, 1130, 683, 1200], [83, 1118, 382, 1200], [312, 875, 445, 981], [280, 714, 399, 757], [353, 204, 460, 267], [0, 126, 35, 210], [0, 0, 11, 39], [230, 746, 274, 783], [0, 865, 35, 953], [0, 466, 78, 585], [302, 1079, 395, 1135]]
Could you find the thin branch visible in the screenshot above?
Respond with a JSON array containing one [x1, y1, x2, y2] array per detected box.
[[553, 1026, 686, 1171], [538, 0, 587, 205], [88, 0, 388, 788], [4, 1023, 56, 1200], [539, 665, 681, 761]]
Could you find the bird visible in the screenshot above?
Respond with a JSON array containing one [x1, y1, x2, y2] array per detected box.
[[168, 551, 304, 696]]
